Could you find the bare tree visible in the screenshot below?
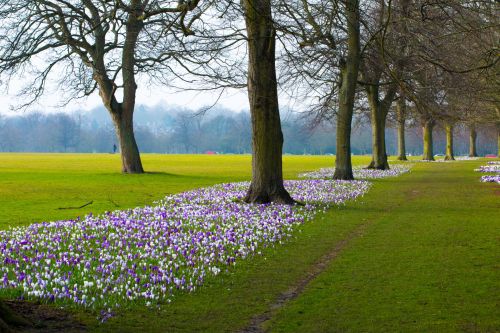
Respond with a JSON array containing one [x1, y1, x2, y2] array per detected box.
[[242, 0, 295, 204], [406, 0, 499, 159], [0, 0, 210, 173], [395, 93, 408, 160], [360, 0, 398, 169], [334, 0, 361, 179], [275, 0, 361, 180]]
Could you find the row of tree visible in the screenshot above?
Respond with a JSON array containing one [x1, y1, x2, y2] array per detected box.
[[0, 0, 498, 205], [0, 1, 498, 326]]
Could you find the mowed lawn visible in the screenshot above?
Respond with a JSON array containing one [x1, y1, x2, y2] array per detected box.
[[0, 153, 336, 228], [0, 153, 498, 332]]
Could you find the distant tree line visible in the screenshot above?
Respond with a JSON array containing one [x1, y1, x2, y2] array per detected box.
[[0, 108, 496, 156]]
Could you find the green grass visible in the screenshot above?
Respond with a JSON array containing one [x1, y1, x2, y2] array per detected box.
[[266, 160, 500, 332], [0, 153, 336, 228], [0, 153, 498, 332]]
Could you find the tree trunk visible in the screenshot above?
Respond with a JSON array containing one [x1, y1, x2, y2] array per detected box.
[[111, 107, 144, 174], [422, 119, 434, 161], [364, 80, 398, 170], [444, 123, 455, 161], [469, 124, 478, 157], [367, 109, 389, 169], [96, 80, 144, 174], [92, 5, 144, 174], [366, 87, 389, 169], [497, 124, 500, 157], [242, 0, 294, 204], [396, 97, 407, 161], [497, 107, 500, 157], [333, 0, 360, 180]]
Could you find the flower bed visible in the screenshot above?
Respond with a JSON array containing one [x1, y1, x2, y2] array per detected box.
[[299, 164, 412, 180], [480, 175, 500, 184], [455, 156, 480, 161], [0, 180, 370, 311], [474, 165, 500, 173]]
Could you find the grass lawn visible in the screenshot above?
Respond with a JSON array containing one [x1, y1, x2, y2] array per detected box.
[[0, 154, 498, 332], [0, 153, 335, 228]]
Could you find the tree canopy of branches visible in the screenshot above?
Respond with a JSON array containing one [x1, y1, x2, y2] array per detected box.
[[0, 0, 217, 173], [275, 0, 362, 180]]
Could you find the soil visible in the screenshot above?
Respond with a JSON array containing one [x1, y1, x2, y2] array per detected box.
[[1, 300, 86, 333]]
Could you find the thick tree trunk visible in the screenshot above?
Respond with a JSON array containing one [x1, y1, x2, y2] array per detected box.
[[111, 108, 144, 174], [94, 7, 145, 174], [333, 0, 360, 180], [96, 73, 143, 173], [422, 119, 434, 161], [242, 0, 294, 204], [367, 109, 389, 169], [396, 98, 407, 161], [469, 125, 478, 157], [444, 123, 455, 161], [366, 88, 389, 170], [497, 107, 500, 157], [364, 82, 396, 170], [497, 124, 500, 157], [335, 108, 354, 180]]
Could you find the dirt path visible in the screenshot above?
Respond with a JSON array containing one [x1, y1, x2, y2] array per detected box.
[[1, 300, 86, 333], [239, 218, 375, 333]]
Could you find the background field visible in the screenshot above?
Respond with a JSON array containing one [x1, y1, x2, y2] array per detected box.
[[0, 153, 338, 228], [0, 154, 498, 332]]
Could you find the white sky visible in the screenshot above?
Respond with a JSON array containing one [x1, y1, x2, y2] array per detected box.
[[0, 83, 251, 116]]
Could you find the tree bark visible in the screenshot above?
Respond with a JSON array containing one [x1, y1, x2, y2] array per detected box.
[[365, 86, 391, 170], [111, 107, 144, 173], [396, 97, 407, 161], [242, 0, 294, 204], [364, 83, 398, 169], [422, 119, 435, 161], [497, 107, 500, 157], [469, 124, 478, 157], [333, 0, 360, 180], [93, 2, 145, 174], [444, 123, 455, 161], [497, 124, 500, 157]]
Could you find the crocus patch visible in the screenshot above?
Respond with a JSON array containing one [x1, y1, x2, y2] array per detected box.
[[474, 165, 500, 173], [0, 180, 370, 310], [299, 164, 412, 180], [455, 156, 480, 161], [480, 175, 500, 184]]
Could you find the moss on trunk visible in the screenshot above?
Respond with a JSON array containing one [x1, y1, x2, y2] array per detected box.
[[396, 98, 407, 161], [363, 81, 397, 170], [422, 119, 434, 161], [497, 125, 500, 157], [444, 123, 455, 161]]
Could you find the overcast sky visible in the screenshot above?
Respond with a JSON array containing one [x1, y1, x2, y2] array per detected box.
[[0, 83, 251, 116]]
